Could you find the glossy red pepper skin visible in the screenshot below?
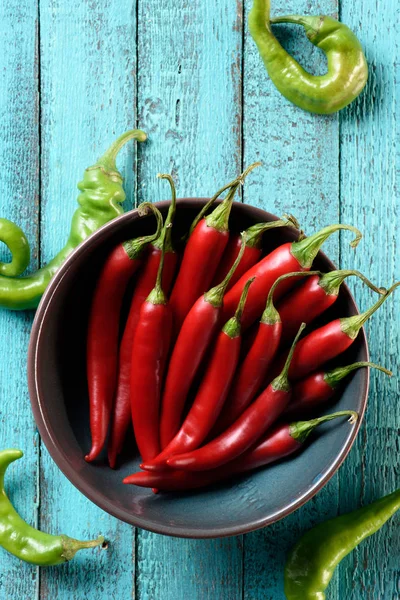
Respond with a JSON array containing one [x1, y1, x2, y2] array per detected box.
[[144, 329, 242, 470], [159, 296, 222, 449], [212, 234, 261, 291], [85, 245, 144, 462], [278, 275, 336, 346], [283, 320, 355, 382], [285, 373, 334, 419], [221, 243, 305, 331], [213, 320, 282, 435], [107, 247, 177, 468], [167, 383, 291, 471], [169, 219, 229, 333], [131, 301, 173, 461], [125, 424, 301, 491]]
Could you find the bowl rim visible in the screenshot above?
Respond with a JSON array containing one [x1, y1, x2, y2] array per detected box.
[[28, 199, 369, 538]]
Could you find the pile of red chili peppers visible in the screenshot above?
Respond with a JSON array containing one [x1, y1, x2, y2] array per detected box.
[[85, 168, 395, 494]]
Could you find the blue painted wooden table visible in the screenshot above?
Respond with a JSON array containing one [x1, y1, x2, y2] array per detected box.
[[0, 0, 399, 597]]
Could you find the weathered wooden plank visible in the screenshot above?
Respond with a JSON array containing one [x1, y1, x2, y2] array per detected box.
[[242, 0, 341, 598], [135, 0, 244, 598], [0, 1, 40, 598], [38, 1, 137, 598], [338, 0, 400, 597]]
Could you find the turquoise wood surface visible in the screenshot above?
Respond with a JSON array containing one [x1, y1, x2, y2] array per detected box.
[[0, 0, 398, 598]]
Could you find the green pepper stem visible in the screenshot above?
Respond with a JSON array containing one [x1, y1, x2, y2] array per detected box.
[[325, 362, 392, 390], [261, 271, 321, 325], [319, 269, 385, 297], [289, 410, 358, 444], [61, 535, 105, 562], [93, 129, 147, 175], [189, 162, 262, 237], [122, 203, 163, 260], [290, 224, 362, 269], [272, 323, 306, 392], [146, 221, 170, 306], [153, 174, 177, 254], [340, 281, 400, 339], [204, 232, 248, 308], [245, 214, 300, 249], [222, 277, 255, 339]]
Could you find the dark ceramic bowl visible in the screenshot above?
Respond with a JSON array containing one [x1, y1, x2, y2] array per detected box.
[[28, 200, 368, 538]]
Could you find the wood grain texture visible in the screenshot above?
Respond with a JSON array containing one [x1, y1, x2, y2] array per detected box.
[[0, 1, 40, 598], [242, 0, 342, 598], [135, 0, 244, 598], [338, 0, 400, 597], [38, 1, 137, 598]]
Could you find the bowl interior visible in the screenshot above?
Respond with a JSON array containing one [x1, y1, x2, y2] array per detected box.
[[29, 200, 368, 538]]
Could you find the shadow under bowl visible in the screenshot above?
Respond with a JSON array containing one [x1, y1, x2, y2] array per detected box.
[[28, 200, 368, 538]]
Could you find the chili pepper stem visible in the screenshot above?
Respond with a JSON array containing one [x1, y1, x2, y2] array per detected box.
[[341, 281, 400, 339], [289, 410, 358, 444], [271, 323, 306, 392], [270, 15, 322, 38], [61, 535, 105, 561], [188, 162, 261, 237], [146, 225, 171, 305], [153, 174, 177, 253], [223, 278, 255, 338], [122, 203, 163, 260], [204, 232, 248, 307], [290, 224, 362, 269], [91, 129, 147, 175], [245, 215, 299, 249], [318, 269, 385, 296], [261, 271, 321, 325], [325, 362, 392, 389]]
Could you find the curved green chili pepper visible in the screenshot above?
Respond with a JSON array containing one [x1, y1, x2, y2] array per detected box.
[[284, 488, 400, 599], [0, 449, 104, 566], [249, 0, 368, 114], [0, 129, 147, 310]]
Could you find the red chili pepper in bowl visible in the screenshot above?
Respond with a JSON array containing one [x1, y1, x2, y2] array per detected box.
[[130, 226, 173, 462], [211, 215, 299, 290], [142, 278, 255, 471], [285, 362, 391, 420], [125, 411, 357, 491], [213, 271, 321, 436], [169, 163, 260, 334], [159, 233, 248, 449], [221, 224, 362, 332], [277, 270, 385, 346], [107, 175, 178, 468], [274, 281, 399, 383], [165, 323, 306, 472], [85, 203, 162, 463]]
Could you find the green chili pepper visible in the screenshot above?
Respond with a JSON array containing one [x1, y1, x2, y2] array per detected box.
[[0, 449, 104, 566], [248, 0, 368, 114], [284, 488, 400, 599], [0, 129, 146, 311]]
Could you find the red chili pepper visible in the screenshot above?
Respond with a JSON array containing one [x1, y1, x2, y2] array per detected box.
[[285, 362, 391, 420], [142, 278, 255, 471], [85, 204, 162, 463], [277, 270, 384, 347], [125, 411, 357, 491], [169, 163, 260, 334], [213, 271, 320, 436], [164, 323, 306, 472], [130, 225, 173, 462], [273, 282, 399, 383], [211, 215, 299, 291], [107, 175, 178, 468], [221, 224, 362, 332], [159, 233, 248, 449]]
